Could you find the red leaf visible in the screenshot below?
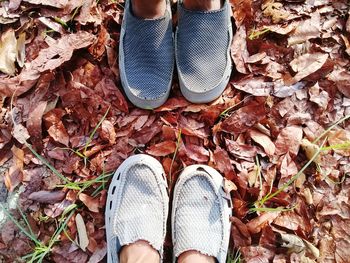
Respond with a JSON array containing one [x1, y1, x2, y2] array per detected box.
[[146, 141, 177, 157], [220, 101, 266, 134], [213, 147, 235, 180]]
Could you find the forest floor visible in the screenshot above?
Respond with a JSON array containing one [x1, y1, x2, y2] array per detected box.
[[0, 0, 350, 262]]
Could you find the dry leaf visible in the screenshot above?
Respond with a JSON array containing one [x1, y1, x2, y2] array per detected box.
[[0, 31, 96, 97], [301, 138, 321, 164], [75, 213, 89, 252], [249, 129, 276, 156], [146, 141, 177, 157], [288, 11, 321, 46], [79, 193, 99, 213], [289, 53, 328, 83], [28, 190, 66, 204], [231, 25, 249, 74], [0, 29, 17, 75], [23, 0, 68, 8]]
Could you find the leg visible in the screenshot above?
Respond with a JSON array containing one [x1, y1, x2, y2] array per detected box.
[[120, 240, 160, 263], [132, 0, 166, 19], [183, 0, 223, 11], [178, 250, 216, 263]]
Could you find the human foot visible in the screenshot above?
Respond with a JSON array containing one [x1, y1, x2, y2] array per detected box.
[[105, 154, 168, 262], [175, 0, 232, 104], [119, 0, 174, 109], [172, 165, 232, 263], [183, 0, 223, 11], [132, 0, 166, 19]]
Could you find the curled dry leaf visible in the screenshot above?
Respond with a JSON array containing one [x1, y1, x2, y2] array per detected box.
[[230, 216, 251, 247], [328, 69, 350, 98], [101, 120, 116, 144], [146, 140, 177, 157], [249, 129, 276, 156], [246, 211, 280, 234], [76, 213, 89, 252], [231, 25, 249, 74], [301, 138, 321, 164], [28, 190, 66, 204], [289, 53, 328, 84], [27, 100, 47, 151], [79, 193, 100, 213], [4, 145, 24, 192], [0, 29, 17, 75]]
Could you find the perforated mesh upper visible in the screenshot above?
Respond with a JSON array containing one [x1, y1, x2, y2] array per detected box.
[[176, 1, 231, 93], [122, 1, 174, 100], [173, 174, 223, 259], [114, 164, 166, 252]]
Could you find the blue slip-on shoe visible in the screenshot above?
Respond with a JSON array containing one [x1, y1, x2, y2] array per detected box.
[[119, 0, 174, 109], [172, 165, 232, 263], [175, 0, 233, 103], [105, 154, 169, 262]]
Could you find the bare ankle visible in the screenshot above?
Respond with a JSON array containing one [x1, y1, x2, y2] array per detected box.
[[183, 0, 223, 11], [178, 250, 216, 263], [131, 0, 166, 19]]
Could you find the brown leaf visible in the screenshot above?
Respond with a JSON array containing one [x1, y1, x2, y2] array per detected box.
[[134, 121, 162, 144], [0, 29, 17, 75], [328, 129, 350, 156], [44, 109, 70, 146], [231, 25, 249, 74], [100, 120, 116, 144], [154, 96, 190, 112], [146, 141, 177, 157], [4, 145, 24, 192], [213, 147, 235, 180], [275, 125, 303, 156], [240, 246, 275, 262], [27, 100, 47, 152], [0, 31, 96, 97], [181, 143, 209, 163], [220, 101, 266, 134], [230, 217, 252, 248], [225, 138, 257, 160], [23, 0, 68, 8], [246, 211, 280, 234], [328, 69, 350, 98], [28, 190, 65, 204], [230, 0, 253, 26], [79, 193, 100, 213], [288, 11, 321, 46], [289, 53, 328, 84], [233, 76, 272, 96], [249, 129, 275, 156]]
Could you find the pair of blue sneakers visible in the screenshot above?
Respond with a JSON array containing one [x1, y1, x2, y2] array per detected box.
[[119, 0, 233, 109]]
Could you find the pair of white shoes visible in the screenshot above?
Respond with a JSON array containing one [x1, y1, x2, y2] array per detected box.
[[105, 154, 232, 262]]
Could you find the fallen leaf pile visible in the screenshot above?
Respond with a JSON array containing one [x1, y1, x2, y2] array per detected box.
[[0, 0, 349, 262]]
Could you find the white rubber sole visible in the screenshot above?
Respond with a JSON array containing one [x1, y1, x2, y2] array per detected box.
[[119, 1, 173, 110], [171, 165, 232, 263], [105, 154, 168, 263]]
